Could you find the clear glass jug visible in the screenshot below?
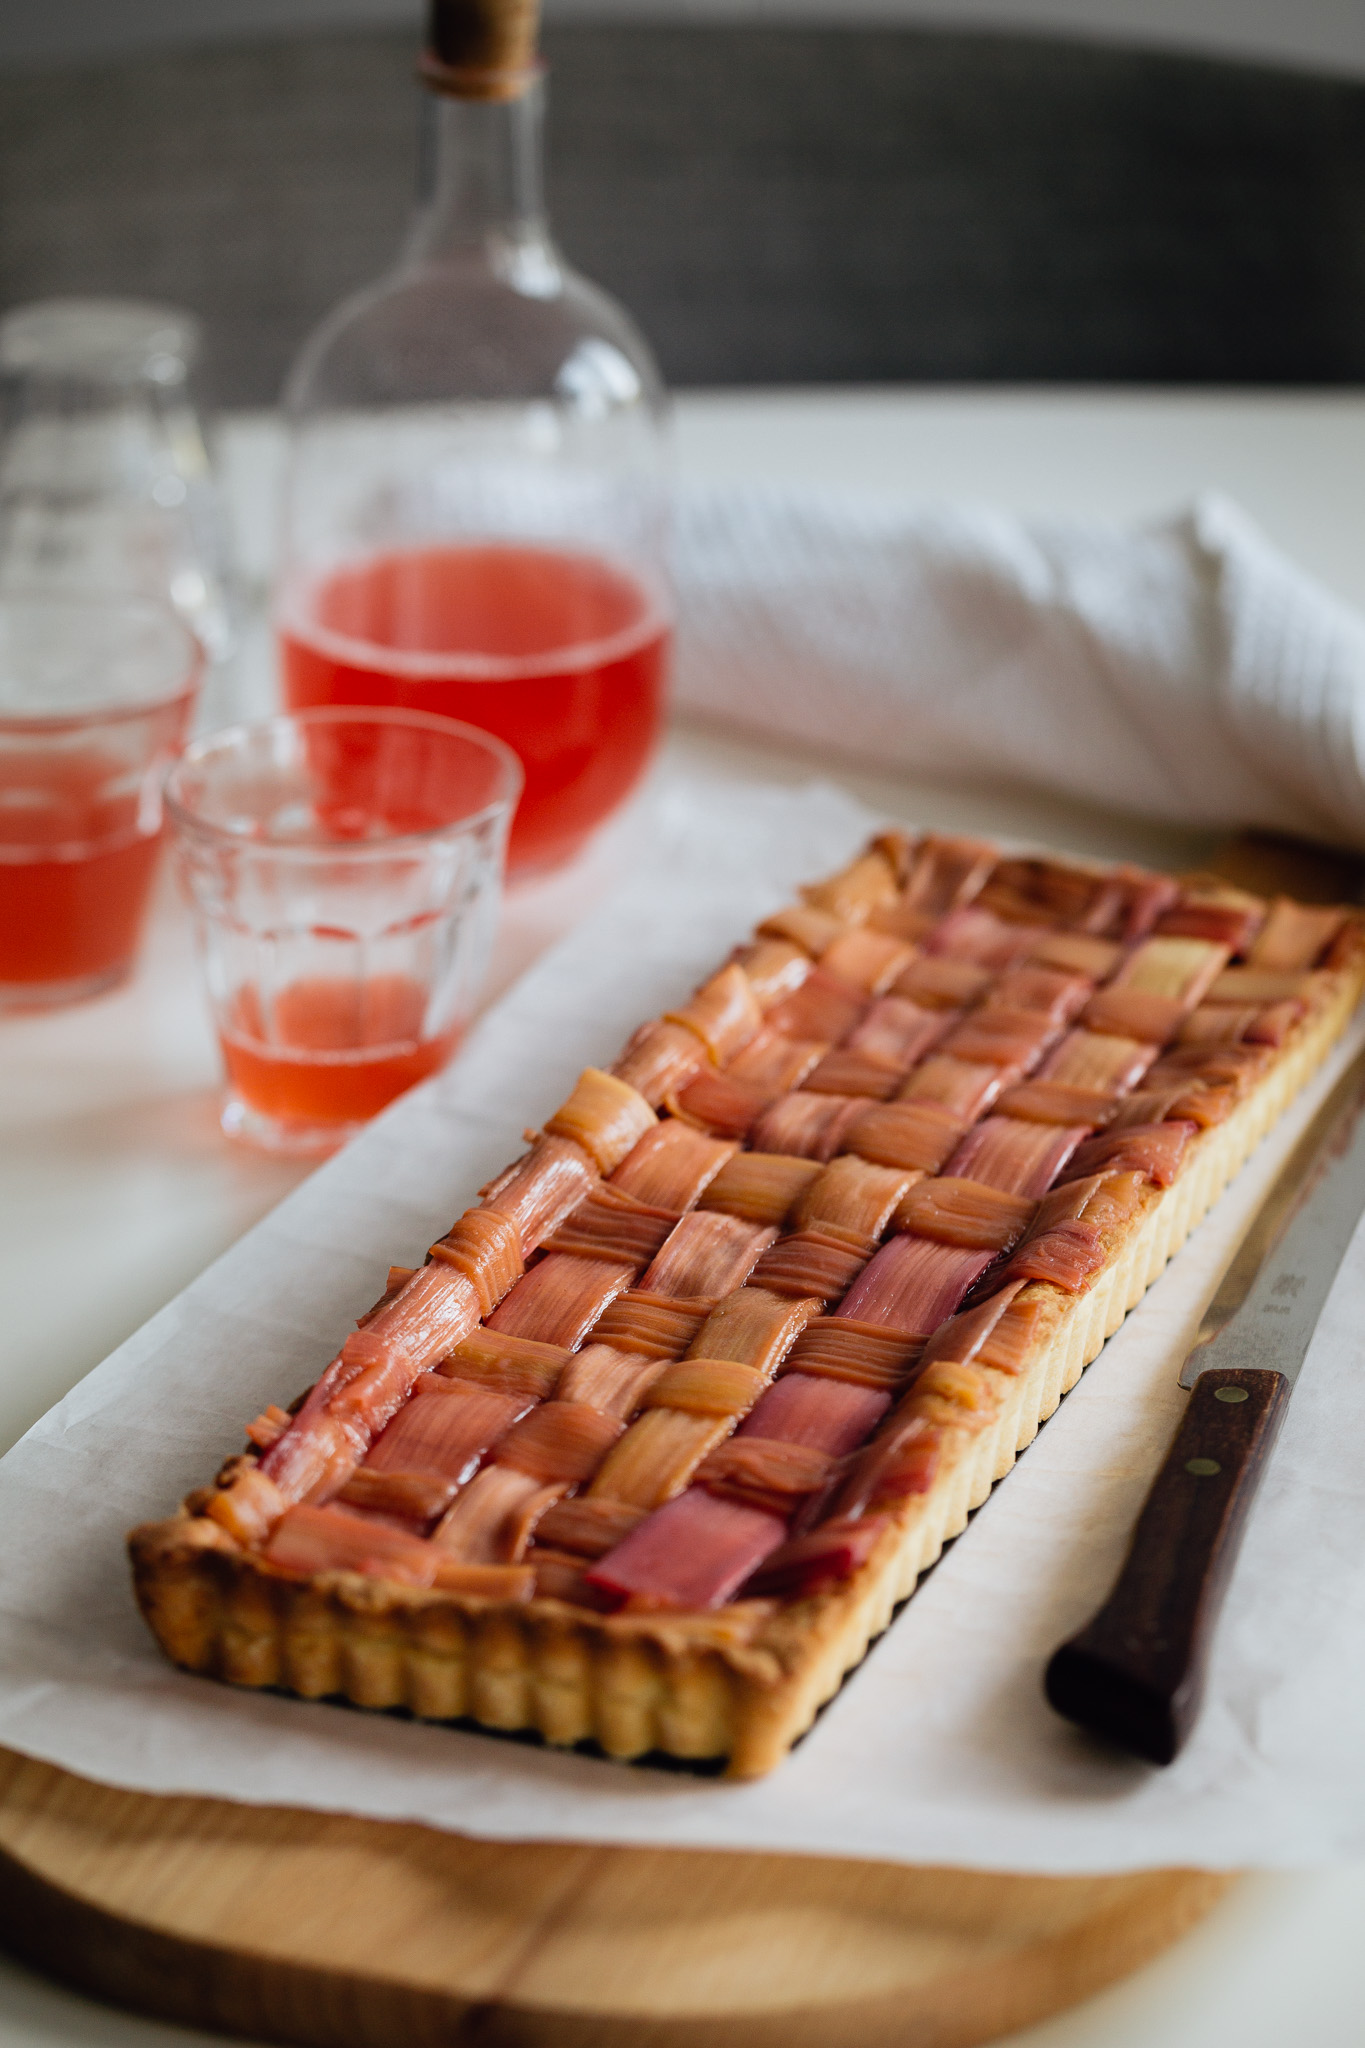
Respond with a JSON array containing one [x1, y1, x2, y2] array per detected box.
[[0, 298, 232, 664], [276, 0, 670, 877]]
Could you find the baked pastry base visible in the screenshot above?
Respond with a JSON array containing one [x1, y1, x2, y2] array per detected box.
[[130, 934, 1365, 1778]]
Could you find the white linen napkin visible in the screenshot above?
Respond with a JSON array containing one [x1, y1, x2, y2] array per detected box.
[[673, 487, 1365, 847]]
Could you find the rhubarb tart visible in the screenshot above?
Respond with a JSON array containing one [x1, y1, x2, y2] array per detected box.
[[130, 833, 1365, 1777]]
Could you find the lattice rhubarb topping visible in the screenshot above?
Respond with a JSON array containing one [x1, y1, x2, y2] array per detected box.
[[151, 833, 1365, 1639]]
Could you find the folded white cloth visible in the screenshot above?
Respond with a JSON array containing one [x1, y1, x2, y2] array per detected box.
[[673, 486, 1365, 848]]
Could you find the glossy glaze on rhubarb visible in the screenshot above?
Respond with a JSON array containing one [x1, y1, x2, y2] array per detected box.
[[131, 837, 1365, 1766]]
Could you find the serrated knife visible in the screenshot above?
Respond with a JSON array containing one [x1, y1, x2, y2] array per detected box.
[[1045, 1036, 1365, 1764]]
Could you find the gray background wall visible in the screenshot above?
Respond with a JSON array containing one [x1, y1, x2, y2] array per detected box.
[[4, 0, 1365, 78], [5, 6, 1365, 401]]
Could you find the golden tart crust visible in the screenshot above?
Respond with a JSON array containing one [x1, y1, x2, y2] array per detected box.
[[129, 843, 1365, 1778]]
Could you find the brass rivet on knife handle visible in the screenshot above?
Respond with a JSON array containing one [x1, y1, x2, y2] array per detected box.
[[1044, 1368, 1291, 1765]]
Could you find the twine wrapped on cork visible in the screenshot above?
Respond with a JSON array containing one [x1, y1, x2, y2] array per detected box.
[[421, 0, 541, 100]]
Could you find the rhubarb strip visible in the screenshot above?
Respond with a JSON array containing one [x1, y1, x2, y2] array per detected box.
[[1059, 1121, 1197, 1188], [695, 1436, 843, 1519], [737, 1370, 892, 1454], [975, 854, 1107, 928], [1154, 891, 1264, 952], [834, 1421, 943, 1521], [438, 1329, 570, 1401], [364, 1380, 530, 1484], [742, 1516, 890, 1597], [1080, 986, 1187, 1044], [984, 966, 1093, 1023], [765, 968, 869, 1045], [845, 994, 954, 1069], [555, 1343, 666, 1418], [686, 1287, 821, 1374], [784, 1316, 924, 1392], [590, 1290, 710, 1359], [1025, 930, 1122, 980], [665, 963, 764, 1064], [897, 1057, 1005, 1121], [486, 1254, 634, 1348], [757, 902, 846, 955], [643, 1358, 767, 1417], [480, 1138, 598, 1255], [699, 1151, 824, 1226], [890, 955, 993, 1009], [801, 848, 899, 922], [612, 1020, 708, 1106], [610, 1118, 736, 1208], [820, 927, 918, 993], [432, 1465, 553, 1564], [730, 938, 811, 1009], [897, 834, 997, 916], [945, 1116, 1088, 1197], [748, 1228, 873, 1303], [427, 1208, 523, 1317], [1039, 1031, 1157, 1093], [1113, 934, 1230, 1006], [585, 1490, 788, 1611], [544, 1070, 657, 1175], [265, 1505, 438, 1587], [925, 906, 1039, 969], [1208, 967, 1317, 1004], [668, 1069, 770, 1141], [939, 1006, 1059, 1071], [726, 1026, 826, 1094], [842, 1098, 965, 1173], [587, 1408, 735, 1507], [534, 1497, 647, 1557], [337, 1469, 458, 1525], [495, 1400, 626, 1483], [641, 1213, 778, 1299], [1111, 1083, 1237, 1131], [838, 1236, 995, 1334], [895, 1177, 1035, 1252], [544, 1186, 681, 1267], [994, 1080, 1116, 1127], [802, 1049, 902, 1099], [793, 1155, 917, 1239], [1249, 898, 1346, 971]]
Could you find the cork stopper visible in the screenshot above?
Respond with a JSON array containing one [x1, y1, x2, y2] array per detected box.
[[421, 0, 541, 100]]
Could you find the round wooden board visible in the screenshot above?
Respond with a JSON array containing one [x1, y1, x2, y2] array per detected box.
[[0, 1747, 1233, 2048]]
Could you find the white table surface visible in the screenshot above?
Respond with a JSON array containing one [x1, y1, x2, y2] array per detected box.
[[3, 385, 1365, 2046]]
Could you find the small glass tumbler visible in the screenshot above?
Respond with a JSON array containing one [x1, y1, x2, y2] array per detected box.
[[165, 706, 522, 1155], [0, 596, 202, 1007]]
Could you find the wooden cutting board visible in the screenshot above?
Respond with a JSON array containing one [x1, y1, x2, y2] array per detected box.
[[0, 1745, 1232, 2048], [10, 832, 1347, 2047]]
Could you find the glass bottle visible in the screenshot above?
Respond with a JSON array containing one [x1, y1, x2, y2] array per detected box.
[[277, 0, 670, 877]]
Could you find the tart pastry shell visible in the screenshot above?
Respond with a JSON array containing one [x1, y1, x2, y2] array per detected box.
[[130, 913, 1365, 1777]]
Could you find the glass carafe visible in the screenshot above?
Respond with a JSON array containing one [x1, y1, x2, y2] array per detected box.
[[0, 298, 232, 665], [276, 0, 670, 877]]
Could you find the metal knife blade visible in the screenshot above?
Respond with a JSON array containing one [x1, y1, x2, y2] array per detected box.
[[1046, 1033, 1365, 1764], [1178, 1037, 1365, 1387]]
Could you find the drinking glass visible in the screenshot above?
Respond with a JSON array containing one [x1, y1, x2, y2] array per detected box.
[[0, 298, 232, 660], [165, 706, 521, 1155], [0, 596, 202, 1007]]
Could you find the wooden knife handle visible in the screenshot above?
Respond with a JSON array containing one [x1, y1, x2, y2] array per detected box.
[[1044, 1368, 1290, 1764]]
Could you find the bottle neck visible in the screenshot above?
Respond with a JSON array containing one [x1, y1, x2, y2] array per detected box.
[[404, 78, 557, 290]]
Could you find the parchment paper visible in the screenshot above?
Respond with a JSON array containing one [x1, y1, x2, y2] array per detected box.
[[2, 776, 1364, 1874]]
